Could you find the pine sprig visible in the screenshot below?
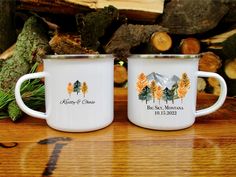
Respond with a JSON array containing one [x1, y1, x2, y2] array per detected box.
[[0, 62, 45, 121], [0, 89, 15, 109]]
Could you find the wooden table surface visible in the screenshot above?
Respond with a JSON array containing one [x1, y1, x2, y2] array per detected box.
[[0, 88, 236, 177]]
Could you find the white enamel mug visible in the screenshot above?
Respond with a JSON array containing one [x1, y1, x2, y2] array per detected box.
[[128, 54, 227, 130], [15, 55, 114, 132]]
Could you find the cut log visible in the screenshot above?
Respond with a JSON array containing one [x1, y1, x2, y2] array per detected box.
[[159, 0, 229, 34], [197, 77, 206, 92], [105, 24, 168, 56], [222, 34, 236, 59], [114, 60, 128, 87], [36, 63, 45, 82], [0, 0, 16, 53], [208, 77, 220, 96], [77, 6, 119, 50], [49, 33, 97, 54], [224, 59, 236, 79], [150, 32, 172, 52], [94, 0, 164, 13], [95, 0, 164, 22], [221, 0, 236, 24], [17, 0, 90, 15], [201, 28, 236, 45], [36, 62, 44, 73], [226, 79, 236, 97], [0, 44, 15, 60], [0, 16, 51, 92], [201, 29, 236, 60], [41, 17, 59, 31], [180, 38, 201, 54], [199, 52, 222, 72], [17, 0, 164, 22], [201, 29, 236, 52]]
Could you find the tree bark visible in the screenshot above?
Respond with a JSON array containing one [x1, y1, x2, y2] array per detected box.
[[0, 16, 51, 92], [0, 0, 16, 53], [105, 24, 168, 56], [49, 33, 97, 54], [160, 0, 229, 34]]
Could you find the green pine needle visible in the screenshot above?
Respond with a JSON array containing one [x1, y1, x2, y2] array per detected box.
[[8, 100, 22, 121], [0, 62, 45, 121]]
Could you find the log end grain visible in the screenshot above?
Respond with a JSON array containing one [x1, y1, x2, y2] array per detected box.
[[180, 38, 201, 54], [225, 59, 236, 79], [151, 31, 172, 52], [199, 52, 222, 72]]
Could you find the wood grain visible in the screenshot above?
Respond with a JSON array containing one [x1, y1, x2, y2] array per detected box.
[[17, 0, 164, 22], [0, 88, 236, 177]]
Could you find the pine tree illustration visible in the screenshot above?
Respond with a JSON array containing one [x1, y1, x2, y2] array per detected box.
[[163, 88, 169, 104], [150, 80, 157, 103], [136, 73, 148, 94], [169, 86, 176, 104], [138, 86, 151, 104], [163, 88, 175, 104], [67, 82, 73, 97], [81, 82, 88, 97], [73, 80, 81, 95], [155, 85, 163, 104]]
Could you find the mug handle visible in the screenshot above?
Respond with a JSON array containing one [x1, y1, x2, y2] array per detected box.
[[15, 72, 48, 119], [195, 71, 227, 117]]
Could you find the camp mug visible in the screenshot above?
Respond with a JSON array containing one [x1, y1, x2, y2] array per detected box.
[[128, 54, 227, 130], [15, 54, 114, 132]]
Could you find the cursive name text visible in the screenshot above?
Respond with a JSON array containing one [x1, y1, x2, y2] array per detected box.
[[59, 99, 95, 105]]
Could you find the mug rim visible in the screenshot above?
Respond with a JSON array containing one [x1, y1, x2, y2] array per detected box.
[[128, 54, 201, 59], [44, 54, 113, 59]]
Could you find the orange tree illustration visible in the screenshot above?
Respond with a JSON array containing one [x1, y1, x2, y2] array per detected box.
[[155, 85, 163, 104], [67, 82, 74, 97], [81, 82, 88, 97], [136, 73, 148, 94], [150, 80, 157, 103], [182, 73, 190, 89], [177, 73, 190, 103]]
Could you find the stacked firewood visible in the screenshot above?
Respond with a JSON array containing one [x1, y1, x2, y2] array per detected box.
[[1, 0, 236, 96]]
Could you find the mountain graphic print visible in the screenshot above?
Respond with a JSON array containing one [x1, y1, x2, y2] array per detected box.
[[136, 72, 190, 104]]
